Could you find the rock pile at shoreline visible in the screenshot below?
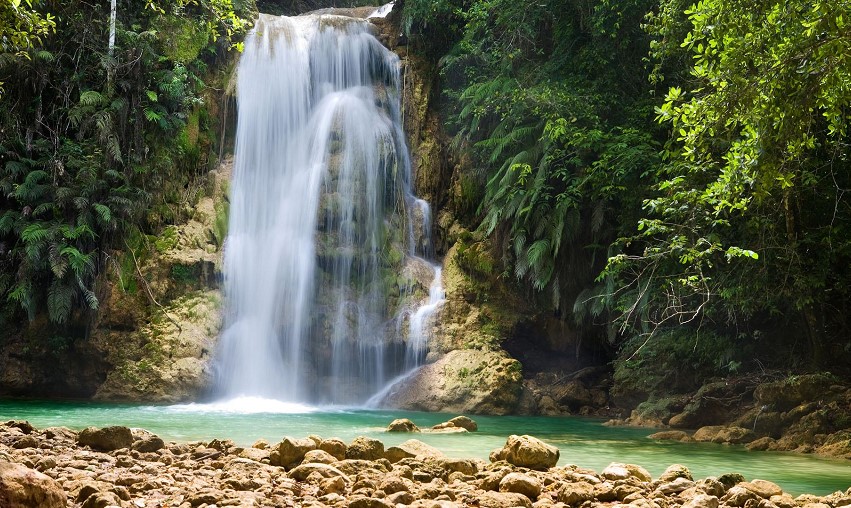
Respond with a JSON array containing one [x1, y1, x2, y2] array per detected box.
[[1, 420, 850, 508]]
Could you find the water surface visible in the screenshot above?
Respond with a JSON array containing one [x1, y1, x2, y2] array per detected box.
[[1, 399, 849, 496]]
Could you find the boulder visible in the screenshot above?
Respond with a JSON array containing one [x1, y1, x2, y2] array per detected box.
[[319, 438, 347, 460], [682, 493, 720, 508], [693, 426, 754, 444], [657, 477, 695, 494], [303, 449, 338, 464], [0, 462, 66, 508], [478, 490, 534, 508], [346, 436, 385, 461], [385, 439, 443, 463], [432, 415, 479, 432], [77, 426, 133, 451], [270, 436, 316, 468], [380, 349, 524, 414], [288, 463, 349, 482], [490, 435, 559, 470], [648, 431, 694, 442], [131, 432, 165, 453], [659, 464, 693, 482], [499, 472, 542, 500], [387, 418, 420, 432], [724, 485, 759, 507], [740, 480, 783, 498], [602, 463, 652, 482], [558, 481, 595, 504]]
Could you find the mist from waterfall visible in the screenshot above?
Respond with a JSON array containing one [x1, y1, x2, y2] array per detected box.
[[213, 12, 443, 405]]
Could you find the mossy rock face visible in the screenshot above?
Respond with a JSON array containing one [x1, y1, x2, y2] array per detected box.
[[380, 349, 524, 415], [93, 290, 222, 402], [86, 161, 232, 402]]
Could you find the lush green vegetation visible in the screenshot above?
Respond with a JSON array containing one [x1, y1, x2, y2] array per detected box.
[[403, 0, 851, 383], [0, 0, 252, 331]]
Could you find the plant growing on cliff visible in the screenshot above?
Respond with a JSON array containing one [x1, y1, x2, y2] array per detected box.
[[0, 0, 251, 333]]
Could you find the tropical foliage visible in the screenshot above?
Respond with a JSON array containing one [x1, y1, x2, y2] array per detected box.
[[0, 0, 252, 330], [405, 0, 851, 372]]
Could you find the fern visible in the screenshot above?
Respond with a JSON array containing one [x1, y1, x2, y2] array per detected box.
[[47, 280, 73, 324]]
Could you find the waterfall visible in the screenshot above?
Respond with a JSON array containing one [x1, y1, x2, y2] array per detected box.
[[214, 12, 442, 405]]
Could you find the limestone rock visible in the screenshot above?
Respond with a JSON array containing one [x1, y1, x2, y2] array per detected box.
[[270, 436, 317, 468], [303, 449, 338, 464], [346, 436, 385, 461], [648, 430, 694, 442], [380, 349, 523, 415], [385, 439, 443, 463], [693, 425, 754, 444], [682, 493, 720, 508], [319, 438, 347, 460], [449, 415, 478, 431], [288, 463, 349, 482], [659, 464, 693, 482], [657, 477, 695, 494], [558, 481, 595, 504], [0, 462, 66, 508], [387, 418, 420, 432], [432, 415, 478, 432], [77, 426, 133, 451], [602, 463, 652, 482], [478, 490, 534, 508], [499, 472, 542, 500], [741, 480, 783, 499], [724, 485, 759, 507], [490, 435, 559, 470]]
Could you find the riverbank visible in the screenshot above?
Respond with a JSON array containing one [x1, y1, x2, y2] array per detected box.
[[2, 420, 849, 508]]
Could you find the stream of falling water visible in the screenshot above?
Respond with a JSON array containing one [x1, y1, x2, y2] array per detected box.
[[214, 12, 443, 405]]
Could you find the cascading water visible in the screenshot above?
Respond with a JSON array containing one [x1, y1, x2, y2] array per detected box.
[[214, 11, 443, 405]]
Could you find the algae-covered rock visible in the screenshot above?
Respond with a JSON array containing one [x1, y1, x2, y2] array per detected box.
[[379, 349, 523, 414]]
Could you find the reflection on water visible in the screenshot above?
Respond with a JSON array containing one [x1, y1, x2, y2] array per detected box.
[[1, 400, 849, 496]]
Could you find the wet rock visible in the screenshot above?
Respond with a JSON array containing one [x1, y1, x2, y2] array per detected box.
[[648, 431, 694, 443], [490, 435, 559, 470], [693, 426, 754, 444], [498, 472, 542, 500], [448, 416, 478, 431], [388, 418, 420, 432], [0, 461, 66, 508], [77, 426, 133, 451], [381, 349, 524, 414], [347, 436, 385, 461], [746, 437, 775, 451]]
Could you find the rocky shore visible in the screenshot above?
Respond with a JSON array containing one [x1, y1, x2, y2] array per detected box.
[[2, 420, 850, 508]]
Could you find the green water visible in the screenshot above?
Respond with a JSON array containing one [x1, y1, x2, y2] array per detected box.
[[1, 398, 849, 496]]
